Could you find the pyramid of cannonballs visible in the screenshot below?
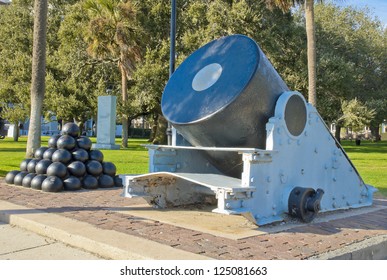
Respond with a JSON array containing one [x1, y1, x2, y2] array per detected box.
[[5, 122, 123, 192]]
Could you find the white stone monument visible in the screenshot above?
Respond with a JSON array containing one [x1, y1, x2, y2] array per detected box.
[[92, 95, 120, 150]]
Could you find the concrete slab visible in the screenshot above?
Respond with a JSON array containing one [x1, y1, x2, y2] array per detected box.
[[0, 222, 102, 260], [0, 201, 211, 260], [112, 200, 387, 240]]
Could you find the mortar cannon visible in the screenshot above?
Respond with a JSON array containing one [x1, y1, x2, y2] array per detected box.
[[122, 35, 375, 225]]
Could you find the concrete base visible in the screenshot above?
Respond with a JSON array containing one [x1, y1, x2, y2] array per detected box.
[[92, 143, 120, 150]]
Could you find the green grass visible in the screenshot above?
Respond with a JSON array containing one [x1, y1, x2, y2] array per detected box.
[[341, 140, 387, 197], [0, 136, 386, 197], [0, 136, 149, 177]]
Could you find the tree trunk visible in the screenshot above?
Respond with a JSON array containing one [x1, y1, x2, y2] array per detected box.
[[153, 114, 168, 145], [149, 113, 159, 142], [120, 64, 129, 148], [370, 125, 380, 141], [334, 124, 341, 144], [305, 0, 317, 107], [26, 0, 47, 158]]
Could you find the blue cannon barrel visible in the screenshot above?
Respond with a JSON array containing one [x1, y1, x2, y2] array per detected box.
[[161, 35, 289, 177]]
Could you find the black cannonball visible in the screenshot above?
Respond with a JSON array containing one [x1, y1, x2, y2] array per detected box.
[[43, 148, 57, 160], [89, 149, 104, 162], [42, 176, 63, 192], [67, 161, 86, 177], [34, 147, 48, 160], [31, 174, 47, 190], [48, 134, 61, 148], [52, 149, 72, 164], [20, 159, 32, 172], [62, 122, 80, 138], [63, 176, 82, 191], [27, 159, 40, 173], [98, 174, 114, 188], [82, 175, 98, 189], [13, 171, 29, 186], [5, 170, 20, 184], [76, 136, 92, 151], [72, 148, 89, 162], [35, 159, 52, 174], [86, 160, 103, 176], [114, 176, 123, 188], [57, 135, 76, 150], [47, 162, 67, 178], [102, 161, 116, 177], [22, 173, 36, 188]]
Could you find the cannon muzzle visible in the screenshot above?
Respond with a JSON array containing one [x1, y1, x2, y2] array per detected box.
[[162, 35, 289, 177]]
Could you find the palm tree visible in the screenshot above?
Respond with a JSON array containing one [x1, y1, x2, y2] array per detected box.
[[26, 0, 48, 157], [85, 0, 141, 148], [265, 0, 320, 107]]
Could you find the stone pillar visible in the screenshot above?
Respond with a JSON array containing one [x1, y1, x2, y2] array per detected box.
[[92, 96, 120, 150]]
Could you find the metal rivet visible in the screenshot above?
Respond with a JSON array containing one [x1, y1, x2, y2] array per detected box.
[[266, 176, 271, 183]]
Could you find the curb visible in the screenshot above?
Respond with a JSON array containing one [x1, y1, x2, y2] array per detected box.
[[309, 234, 387, 260], [0, 200, 212, 260]]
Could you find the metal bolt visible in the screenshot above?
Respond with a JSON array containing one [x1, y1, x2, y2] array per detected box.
[[225, 203, 231, 209], [301, 169, 305, 175], [266, 176, 271, 183], [250, 177, 254, 183], [332, 202, 337, 208]]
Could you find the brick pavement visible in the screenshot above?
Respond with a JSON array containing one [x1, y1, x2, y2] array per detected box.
[[1, 179, 386, 260]]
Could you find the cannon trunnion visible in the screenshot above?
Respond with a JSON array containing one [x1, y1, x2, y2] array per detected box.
[[122, 35, 375, 225]]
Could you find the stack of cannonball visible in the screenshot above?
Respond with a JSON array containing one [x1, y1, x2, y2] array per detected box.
[[5, 122, 123, 192]]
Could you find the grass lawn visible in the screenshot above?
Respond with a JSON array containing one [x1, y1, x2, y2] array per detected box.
[[0, 136, 149, 177], [341, 140, 387, 197], [0, 136, 386, 196]]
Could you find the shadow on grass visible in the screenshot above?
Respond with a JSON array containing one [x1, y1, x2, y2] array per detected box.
[[0, 148, 27, 153], [342, 141, 387, 154]]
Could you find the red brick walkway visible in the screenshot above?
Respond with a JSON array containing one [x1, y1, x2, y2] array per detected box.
[[1, 179, 386, 259]]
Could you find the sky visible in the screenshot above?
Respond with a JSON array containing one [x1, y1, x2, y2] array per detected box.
[[331, 0, 387, 26]]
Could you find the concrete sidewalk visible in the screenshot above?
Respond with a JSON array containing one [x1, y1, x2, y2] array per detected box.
[[1, 179, 387, 260], [0, 222, 103, 260]]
